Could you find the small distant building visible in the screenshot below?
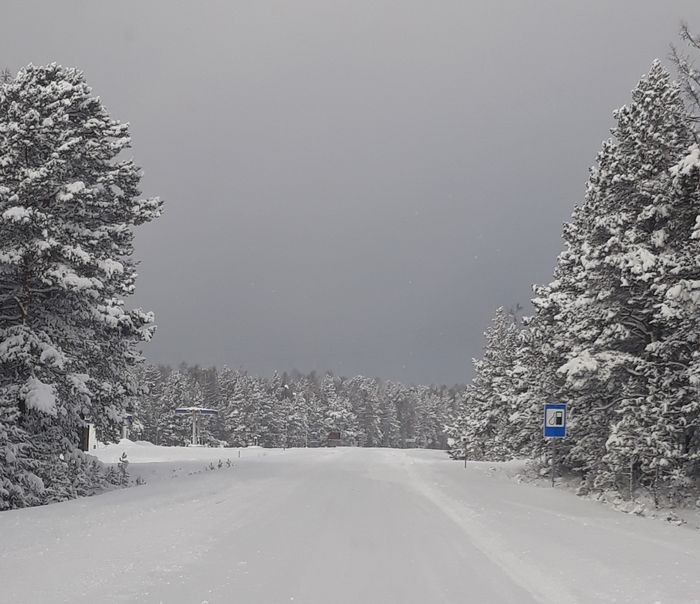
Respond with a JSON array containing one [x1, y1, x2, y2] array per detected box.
[[325, 430, 342, 447]]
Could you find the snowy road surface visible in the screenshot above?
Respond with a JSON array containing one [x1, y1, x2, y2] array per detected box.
[[2, 446, 700, 604]]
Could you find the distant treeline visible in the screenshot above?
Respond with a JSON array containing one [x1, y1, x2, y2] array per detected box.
[[132, 364, 465, 450]]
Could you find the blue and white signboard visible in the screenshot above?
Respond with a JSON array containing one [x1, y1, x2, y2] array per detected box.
[[543, 403, 567, 438]]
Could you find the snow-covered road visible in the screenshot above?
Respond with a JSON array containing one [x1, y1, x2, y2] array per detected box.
[[2, 446, 700, 604]]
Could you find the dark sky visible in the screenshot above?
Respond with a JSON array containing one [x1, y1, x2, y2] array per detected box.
[[3, 1, 700, 384]]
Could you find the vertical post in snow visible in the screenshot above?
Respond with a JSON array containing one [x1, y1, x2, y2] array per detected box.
[[551, 439, 556, 487], [238, 449, 241, 459], [463, 437, 467, 469], [629, 457, 634, 501], [191, 411, 197, 446]]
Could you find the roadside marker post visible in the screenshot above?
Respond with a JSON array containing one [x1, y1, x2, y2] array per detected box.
[[543, 403, 567, 487]]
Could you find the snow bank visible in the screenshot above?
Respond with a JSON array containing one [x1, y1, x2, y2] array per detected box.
[[93, 440, 285, 484]]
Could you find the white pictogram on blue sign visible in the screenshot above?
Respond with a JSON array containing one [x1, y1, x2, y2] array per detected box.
[[544, 403, 567, 438]]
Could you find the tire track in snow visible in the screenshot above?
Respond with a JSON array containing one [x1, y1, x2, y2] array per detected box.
[[401, 453, 579, 604]]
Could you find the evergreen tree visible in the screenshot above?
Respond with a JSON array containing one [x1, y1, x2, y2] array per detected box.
[[349, 376, 382, 447], [455, 308, 520, 460], [157, 371, 194, 446], [321, 374, 358, 444], [0, 64, 161, 508], [378, 382, 401, 448], [532, 62, 700, 494], [286, 388, 310, 447], [135, 364, 165, 444]]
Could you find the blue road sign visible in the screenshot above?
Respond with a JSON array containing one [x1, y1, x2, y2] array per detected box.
[[544, 403, 567, 438]]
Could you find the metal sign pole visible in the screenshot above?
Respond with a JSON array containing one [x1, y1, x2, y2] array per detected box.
[[543, 403, 567, 487]]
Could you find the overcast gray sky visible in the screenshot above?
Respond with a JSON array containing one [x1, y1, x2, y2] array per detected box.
[[3, 1, 700, 384]]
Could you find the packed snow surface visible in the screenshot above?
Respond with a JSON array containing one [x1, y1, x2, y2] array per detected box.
[[1, 443, 700, 603]]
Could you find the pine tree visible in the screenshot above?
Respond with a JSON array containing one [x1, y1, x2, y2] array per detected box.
[[532, 62, 700, 494], [305, 389, 325, 447], [0, 64, 161, 507], [378, 382, 401, 448], [134, 364, 164, 444], [286, 388, 310, 447], [455, 308, 520, 460], [258, 372, 285, 447], [349, 376, 382, 447], [157, 371, 194, 446], [218, 366, 244, 446], [321, 374, 358, 445]]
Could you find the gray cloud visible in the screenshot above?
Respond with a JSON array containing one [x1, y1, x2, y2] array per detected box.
[[2, 1, 699, 383]]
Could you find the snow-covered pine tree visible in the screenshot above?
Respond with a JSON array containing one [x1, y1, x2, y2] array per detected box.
[[321, 373, 358, 445], [0, 68, 11, 87], [238, 376, 265, 446], [413, 386, 433, 448], [377, 381, 401, 448], [218, 366, 244, 446], [259, 371, 285, 448], [0, 389, 43, 509], [0, 64, 161, 507], [283, 388, 306, 447], [444, 386, 471, 459], [156, 371, 194, 446], [602, 141, 700, 498], [424, 387, 450, 449], [305, 389, 325, 448], [348, 376, 382, 447], [501, 316, 557, 463], [456, 308, 520, 461], [133, 364, 164, 444], [533, 62, 700, 495], [387, 381, 415, 447]]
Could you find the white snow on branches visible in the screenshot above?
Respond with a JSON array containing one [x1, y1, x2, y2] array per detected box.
[[23, 377, 57, 415], [670, 144, 700, 176], [558, 350, 598, 377], [98, 258, 124, 277], [56, 180, 86, 202], [2, 206, 32, 223]]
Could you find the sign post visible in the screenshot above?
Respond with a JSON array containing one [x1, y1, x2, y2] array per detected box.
[[543, 403, 567, 486], [175, 407, 219, 446]]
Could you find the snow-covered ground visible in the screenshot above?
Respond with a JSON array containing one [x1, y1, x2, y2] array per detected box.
[[2, 444, 700, 603]]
